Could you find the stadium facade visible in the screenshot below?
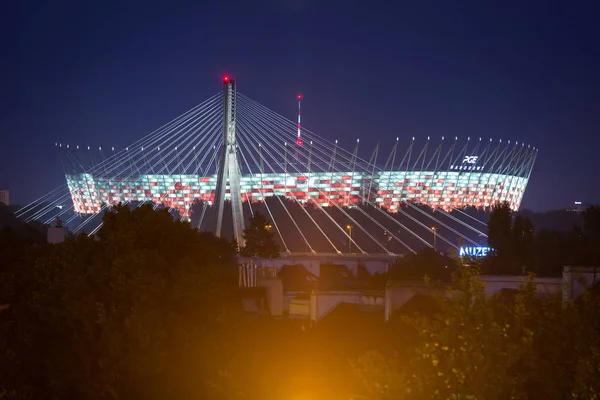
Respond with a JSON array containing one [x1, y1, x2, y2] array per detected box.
[[65, 150, 535, 218]]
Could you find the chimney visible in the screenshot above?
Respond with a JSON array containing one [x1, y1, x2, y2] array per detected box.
[[47, 216, 66, 244]]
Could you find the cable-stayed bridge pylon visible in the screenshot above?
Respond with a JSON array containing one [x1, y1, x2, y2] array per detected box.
[[214, 76, 245, 246]]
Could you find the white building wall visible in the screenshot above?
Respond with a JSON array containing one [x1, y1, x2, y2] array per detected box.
[[309, 291, 384, 323]]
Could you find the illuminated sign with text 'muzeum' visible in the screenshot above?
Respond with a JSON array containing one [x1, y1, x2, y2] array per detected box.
[[459, 246, 492, 257]]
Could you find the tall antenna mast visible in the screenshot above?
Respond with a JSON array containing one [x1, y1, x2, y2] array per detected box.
[[296, 94, 303, 146]]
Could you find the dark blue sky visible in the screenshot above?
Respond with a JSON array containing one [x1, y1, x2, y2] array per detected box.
[[2, 0, 599, 210]]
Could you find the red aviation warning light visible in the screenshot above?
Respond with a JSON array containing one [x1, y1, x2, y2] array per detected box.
[[223, 75, 230, 83], [296, 93, 303, 146]]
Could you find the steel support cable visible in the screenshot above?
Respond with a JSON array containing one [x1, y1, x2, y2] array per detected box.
[[238, 108, 386, 254], [238, 98, 484, 247], [65, 147, 98, 212], [461, 139, 483, 210], [238, 97, 372, 176], [489, 142, 519, 207], [196, 138, 223, 231], [72, 122, 220, 233], [238, 94, 377, 173], [402, 203, 474, 247], [191, 128, 222, 176], [88, 221, 105, 236], [238, 102, 422, 251], [238, 107, 416, 254], [238, 108, 394, 254], [154, 104, 222, 174], [71, 94, 221, 193], [28, 190, 74, 223], [450, 207, 488, 227], [242, 95, 424, 184], [172, 119, 223, 220], [436, 207, 488, 237], [43, 198, 79, 225], [238, 101, 430, 252], [240, 94, 403, 177], [27, 184, 78, 222], [193, 136, 221, 177], [237, 111, 356, 253], [15, 185, 68, 218], [487, 144, 514, 204], [240, 93, 441, 237], [235, 119, 319, 253], [180, 112, 223, 174], [411, 139, 429, 171], [24, 154, 76, 222], [235, 141, 254, 218], [479, 140, 506, 206], [424, 141, 443, 171], [463, 138, 492, 209], [72, 206, 105, 232], [35, 97, 221, 225], [130, 99, 221, 176], [513, 147, 536, 196], [185, 131, 221, 218], [513, 146, 535, 178], [54, 97, 221, 231], [78, 101, 222, 226], [517, 149, 538, 210], [236, 119, 331, 253], [81, 94, 220, 177], [245, 104, 442, 252], [503, 144, 529, 204], [236, 134, 290, 253], [144, 127, 219, 215], [67, 95, 219, 208], [240, 114, 409, 255], [108, 128, 205, 217], [194, 136, 219, 231], [500, 142, 524, 176]]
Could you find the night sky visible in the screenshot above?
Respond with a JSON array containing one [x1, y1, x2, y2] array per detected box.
[[2, 0, 599, 211]]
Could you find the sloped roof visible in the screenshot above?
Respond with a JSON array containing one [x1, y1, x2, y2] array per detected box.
[[390, 293, 441, 320], [279, 264, 318, 291]]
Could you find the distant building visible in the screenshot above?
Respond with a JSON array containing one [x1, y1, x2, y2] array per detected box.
[[0, 190, 9, 206], [567, 201, 587, 213]]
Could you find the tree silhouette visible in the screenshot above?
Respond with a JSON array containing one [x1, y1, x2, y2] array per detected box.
[[583, 205, 600, 267], [240, 212, 280, 258], [487, 202, 512, 260], [486, 202, 534, 274], [512, 215, 534, 272]]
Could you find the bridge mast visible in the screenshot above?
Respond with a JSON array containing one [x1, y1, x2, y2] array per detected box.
[[214, 75, 245, 246]]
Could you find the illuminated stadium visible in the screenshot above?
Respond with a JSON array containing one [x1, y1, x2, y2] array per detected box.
[[65, 148, 534, 217], [18, 77, 537, 253]]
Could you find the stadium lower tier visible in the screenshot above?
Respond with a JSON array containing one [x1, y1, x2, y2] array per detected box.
[[66, 170, 528, 217]]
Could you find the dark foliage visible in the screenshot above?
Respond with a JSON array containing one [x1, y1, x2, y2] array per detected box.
[[240, 212, 280, 258], [0, 204, 237, 399], [389, 247, 457, 283], [486, 202, 534, 274]]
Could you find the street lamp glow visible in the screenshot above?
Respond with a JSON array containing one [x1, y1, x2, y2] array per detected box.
[[346, 225, 352, 253]]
